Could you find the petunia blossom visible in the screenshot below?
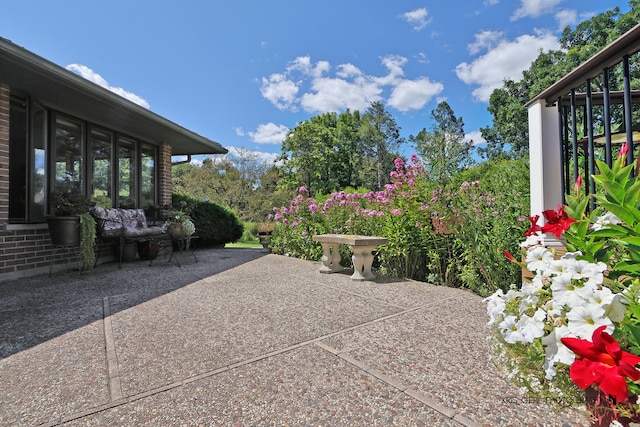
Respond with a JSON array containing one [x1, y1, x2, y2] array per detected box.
[[561, 325, 640, 402]]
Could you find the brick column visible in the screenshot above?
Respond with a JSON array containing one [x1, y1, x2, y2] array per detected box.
[[0, 85, 10, 224], [158, 143, 172, 207]]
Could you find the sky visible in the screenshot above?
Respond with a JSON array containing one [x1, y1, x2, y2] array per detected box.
[[0, 0, 630, 165]]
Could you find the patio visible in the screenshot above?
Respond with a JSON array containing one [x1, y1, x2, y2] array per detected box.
[[1, 248, 587, 426]]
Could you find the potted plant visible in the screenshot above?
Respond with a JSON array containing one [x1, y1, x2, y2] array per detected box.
[[47, 190, 96, 270], [255, 221, 275, 252], [47, 191, 91, 246]]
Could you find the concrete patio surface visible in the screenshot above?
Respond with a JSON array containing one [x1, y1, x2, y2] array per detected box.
[[0, 247, 589, 426]]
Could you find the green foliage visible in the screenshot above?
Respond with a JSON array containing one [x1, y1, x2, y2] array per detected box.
[[270, 155, 529, 296], [49, 191, 92, 216], [280, 102, 403, 195], [481, 3, 640, 161], [171, 193, 243, 246], [79, 212, 96, 271], [410, 101, 474, 181]]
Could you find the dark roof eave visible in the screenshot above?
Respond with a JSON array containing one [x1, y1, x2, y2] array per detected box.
[[526, 23, 640, 108], [0, 37, 227, 156]]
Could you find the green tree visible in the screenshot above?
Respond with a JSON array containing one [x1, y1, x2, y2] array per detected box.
[[480, 1, 640, 161], [411, 101, 473, 181], [358, 102, 404, 191]]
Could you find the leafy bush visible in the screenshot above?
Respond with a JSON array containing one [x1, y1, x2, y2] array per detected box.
[[171, 193, 243, 246], [269, 156, 530, 296]]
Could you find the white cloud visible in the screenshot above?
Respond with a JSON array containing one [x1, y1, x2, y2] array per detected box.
[[400, 8, 431, 31], [259, 73, 300, 111], [464, 130, 487, 146], [225, 146, 279, 165], [468, 30, 504, 55], [387, 78, 444, 112], [414, 52, 428, 64], [260, 55, 444, 114], [455, 30, 559, 102], [512, 0, 563, 21], [555, 9, 577, 30], [233, 127, 245, 137], [249, 122, 290, 144], [66, 64, 150, 109]]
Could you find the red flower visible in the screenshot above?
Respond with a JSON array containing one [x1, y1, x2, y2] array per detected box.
[[502, 249, 516, 262], [619, 141, 629, 159], [573, 175, 582, 196], [561, 326, 640, 402], [524, 215, 542, 236], [541, 205, 576, 238]]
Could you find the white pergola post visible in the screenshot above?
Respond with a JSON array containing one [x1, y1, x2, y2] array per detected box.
[[528, 100, 563, 220]]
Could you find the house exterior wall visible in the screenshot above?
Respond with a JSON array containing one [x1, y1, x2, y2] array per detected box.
[[0, 83, 176, 282], [159, 143, 172, 207], [0, 84, 9, 223]]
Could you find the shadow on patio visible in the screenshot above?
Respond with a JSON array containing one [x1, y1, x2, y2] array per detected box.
[[1, 248, 588, 426]]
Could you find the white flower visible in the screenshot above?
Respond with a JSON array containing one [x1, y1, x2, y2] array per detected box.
[[541, 325, 575, 379], [592, 211, 622, 231], [572, 260, 607, 286], [499, 315, 526, 344], [526, 246, 554, 273], [517, 309, 546, 343], [520, 232, 546, 248], [551, 273, 597, 308], [589, 289, 627, 323], [566, 304, 614, 339], [484, 290, 506, 326]]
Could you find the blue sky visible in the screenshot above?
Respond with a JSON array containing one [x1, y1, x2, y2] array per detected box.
[[1, 0, 628, 164]]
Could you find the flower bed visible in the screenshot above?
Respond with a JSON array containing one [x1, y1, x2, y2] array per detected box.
[[485, 143, 640, 426]]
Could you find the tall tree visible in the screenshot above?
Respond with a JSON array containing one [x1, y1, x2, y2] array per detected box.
[[358, 102, 404, 191], [411, 101, 473, 181], [480, 2, 639, 160]]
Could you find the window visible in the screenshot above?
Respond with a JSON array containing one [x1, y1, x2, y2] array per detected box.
[[53, 115, 84, 194], [140, 144, 157, 211], [9, 95, 28, 222], [8, 106, 158, 222], [89, 127, 113, 208], [118, 137, 137, 209], [9, 95, 48, 223]]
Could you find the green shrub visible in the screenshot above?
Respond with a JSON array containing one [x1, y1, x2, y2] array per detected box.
[[269, 156, 530, 296], [171, 193, 244, 246]]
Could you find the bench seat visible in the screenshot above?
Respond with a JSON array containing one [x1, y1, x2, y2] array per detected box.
[[312, 234, 388, 281], [92, 207, 164, 267]]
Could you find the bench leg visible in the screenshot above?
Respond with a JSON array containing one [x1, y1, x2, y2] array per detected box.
[[318, 243, 343, 273], [351, 245, 377, 281]]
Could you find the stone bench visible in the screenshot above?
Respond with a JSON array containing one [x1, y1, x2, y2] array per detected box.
[[312, 234, 388, 281]]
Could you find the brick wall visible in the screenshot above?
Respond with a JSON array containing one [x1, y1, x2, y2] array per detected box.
[[0, 84, 9, 223], [159, 143, 172, 207]]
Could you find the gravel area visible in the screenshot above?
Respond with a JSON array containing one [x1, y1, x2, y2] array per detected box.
[[0, 248, 590, 426]]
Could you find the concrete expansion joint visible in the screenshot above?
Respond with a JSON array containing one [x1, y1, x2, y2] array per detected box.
[[314, 341, 480, 427]]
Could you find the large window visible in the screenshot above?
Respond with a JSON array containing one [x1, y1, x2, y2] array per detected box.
[[9, 95, 48, 223], [140, 144, 157, 210], [8, 107, 159, 223], [89, 127, 113, 208], [118, 137, 137, 209], [53, 115, 84, 194]]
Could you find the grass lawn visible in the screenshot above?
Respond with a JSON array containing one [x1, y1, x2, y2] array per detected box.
[[225, 241, 262, 249]]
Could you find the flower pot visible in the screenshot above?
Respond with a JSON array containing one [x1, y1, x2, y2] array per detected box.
[[168, 222, 184, 238], [258, 233, 272, 253], [585, 387, 640, 427], [137, 240, 160, 260], [46, 216, 81, 246], [120, 241, 138, 262]]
